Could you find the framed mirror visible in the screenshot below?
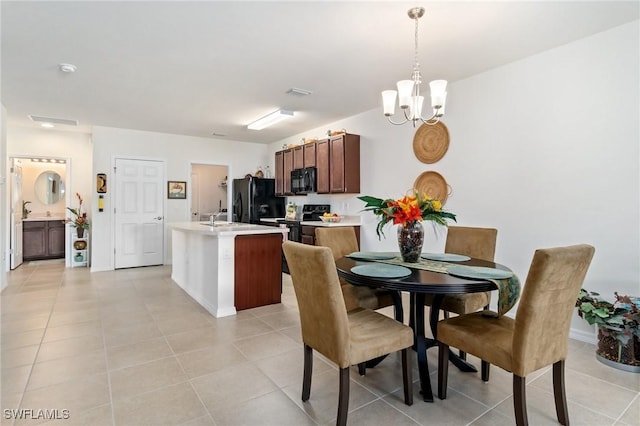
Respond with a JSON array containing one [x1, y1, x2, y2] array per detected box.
[[34, 170, 65, 204]]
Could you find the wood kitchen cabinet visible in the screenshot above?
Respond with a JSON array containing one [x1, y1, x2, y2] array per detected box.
[[282, 148, 294, 195], [316, 139, 330, 193], [303, 142, 316, 167], [316, 133, 360, 194], [330, 133, 360, 193], [293, 145, 304, 170], [302, 224, 360, 247], [274, 150, 284, 196], [23, 220, 65, 260], [274, 133, 360, 196], [234, 233, 282, 310]]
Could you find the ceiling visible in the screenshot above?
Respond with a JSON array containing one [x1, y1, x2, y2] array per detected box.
[[2, 1, 638, 144]]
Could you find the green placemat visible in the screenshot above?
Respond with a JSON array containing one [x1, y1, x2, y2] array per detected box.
[[376, 257, 520, 316]]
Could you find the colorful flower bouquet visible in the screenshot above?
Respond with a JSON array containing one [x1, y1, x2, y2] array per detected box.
[[358, 192, 456, 239]]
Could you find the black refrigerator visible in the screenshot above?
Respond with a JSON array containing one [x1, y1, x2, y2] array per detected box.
[[232, 177, 285, 224]]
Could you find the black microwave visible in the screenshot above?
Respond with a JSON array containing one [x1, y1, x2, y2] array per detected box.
[[291, 167, 317, 194]]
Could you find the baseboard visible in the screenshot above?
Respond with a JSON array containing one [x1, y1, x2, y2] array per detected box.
[[569, 327, 597, 345]]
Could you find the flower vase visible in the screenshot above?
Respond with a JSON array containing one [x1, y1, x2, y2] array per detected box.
[[397, 221, 424, 263], [77, 228, 84, 238]]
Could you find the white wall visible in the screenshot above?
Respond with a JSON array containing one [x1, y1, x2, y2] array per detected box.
[[91, 126, 269, 271], [1, 105, 7, 290], [271, 21, 640, 342]]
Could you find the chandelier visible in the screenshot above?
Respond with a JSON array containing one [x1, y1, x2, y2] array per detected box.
[[382, 7, 447, 127]]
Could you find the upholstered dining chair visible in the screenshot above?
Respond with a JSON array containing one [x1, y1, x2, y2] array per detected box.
[[423, 226, 498, 375], [315, 227, 397, 314], [425, 226, 498, 317], [315, 226, 402, 375], [282, 241, 414, 426], [437, 244, 595, 426]]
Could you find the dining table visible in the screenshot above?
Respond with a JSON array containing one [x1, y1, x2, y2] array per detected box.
[[336, 253, 517, 402]]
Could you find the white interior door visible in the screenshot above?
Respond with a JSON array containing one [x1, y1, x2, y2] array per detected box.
[[114, 158, 164, 269], [10, 158, 23, 269]]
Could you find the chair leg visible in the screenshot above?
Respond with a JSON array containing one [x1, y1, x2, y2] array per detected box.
[[438, 342, 449, 399], [358, 363, 366, 376], [401, 348, 413, 406], [302, 345, 313, 401], [337, 367, 350, 426], [481, 360, 490, 382], [513, 375, 528, 426], [553, 360, 569, 425]]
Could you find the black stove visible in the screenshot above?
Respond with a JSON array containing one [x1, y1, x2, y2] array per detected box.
[[277, 204, 331, 236], [278, 204, 330, 273]]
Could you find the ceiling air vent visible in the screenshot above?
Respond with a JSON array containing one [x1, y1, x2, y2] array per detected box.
[[286, 87, 313, 96], [28, 115, 78, 126]]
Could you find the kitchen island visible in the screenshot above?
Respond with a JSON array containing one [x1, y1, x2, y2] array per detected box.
[[170, 222, 288, 317]]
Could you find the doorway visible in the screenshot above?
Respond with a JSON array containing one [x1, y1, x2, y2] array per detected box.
[[9, 156, 70, 269], [190, 163, 229, 222]]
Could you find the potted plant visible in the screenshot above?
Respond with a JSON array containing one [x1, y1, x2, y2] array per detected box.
[[66, 192, 90, 238], [576, 289, 639, 372]]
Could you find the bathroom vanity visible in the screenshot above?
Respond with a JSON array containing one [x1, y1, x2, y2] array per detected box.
[[23, 218, 66, 260]]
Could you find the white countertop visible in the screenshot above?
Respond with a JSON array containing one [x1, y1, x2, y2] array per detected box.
[[170, 221, 288, 236], [260, 217, 361, 227], [23, 217, 66, 222]]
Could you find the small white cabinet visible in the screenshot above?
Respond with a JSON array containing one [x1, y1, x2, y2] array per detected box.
[[71, 232, 89, 267]]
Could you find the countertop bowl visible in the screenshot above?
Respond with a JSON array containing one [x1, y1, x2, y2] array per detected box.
[[320, 216, 342, 223]]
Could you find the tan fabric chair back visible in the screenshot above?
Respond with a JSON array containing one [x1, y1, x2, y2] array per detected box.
[[512, 244, 595, 376], [282, 241, 351, 367], [445, 226, 497, 262], [315, 227, 359, 260]]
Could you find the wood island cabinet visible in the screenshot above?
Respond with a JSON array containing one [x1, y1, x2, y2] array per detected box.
[[234, 233, 282, 310], [23, 220, 65, 260]]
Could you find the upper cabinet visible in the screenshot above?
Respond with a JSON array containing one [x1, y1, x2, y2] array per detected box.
[[332, 133, 360, 193], [274, 151, 284, 196], [275, 133, 360, 195], [275, 148, 295, 196]]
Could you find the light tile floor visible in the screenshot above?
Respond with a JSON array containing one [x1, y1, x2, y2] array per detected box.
[[1, 261, 638, 425]]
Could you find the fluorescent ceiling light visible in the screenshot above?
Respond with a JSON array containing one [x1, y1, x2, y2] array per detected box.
[[247, 109, 294, 130]]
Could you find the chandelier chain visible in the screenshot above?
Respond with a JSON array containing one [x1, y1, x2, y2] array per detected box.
[[414, 12, 420, 75]]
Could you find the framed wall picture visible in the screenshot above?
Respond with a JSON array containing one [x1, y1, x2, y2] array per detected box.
[[167, 181, 187, 199], [97, 173, 107, 193]]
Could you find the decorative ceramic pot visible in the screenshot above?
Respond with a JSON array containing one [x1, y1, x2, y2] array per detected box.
[[77, 228, 84, 238], [73, 240, 87, 250], [74, 253, 84, 262], [397, 221, 424, 263]]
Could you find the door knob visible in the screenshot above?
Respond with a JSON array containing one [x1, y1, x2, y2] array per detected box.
[[155, 216, 163, 220]]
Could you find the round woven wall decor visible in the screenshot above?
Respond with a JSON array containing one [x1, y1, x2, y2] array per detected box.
[[412, 121, 450, 164], [413, 171, 450, 205]]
